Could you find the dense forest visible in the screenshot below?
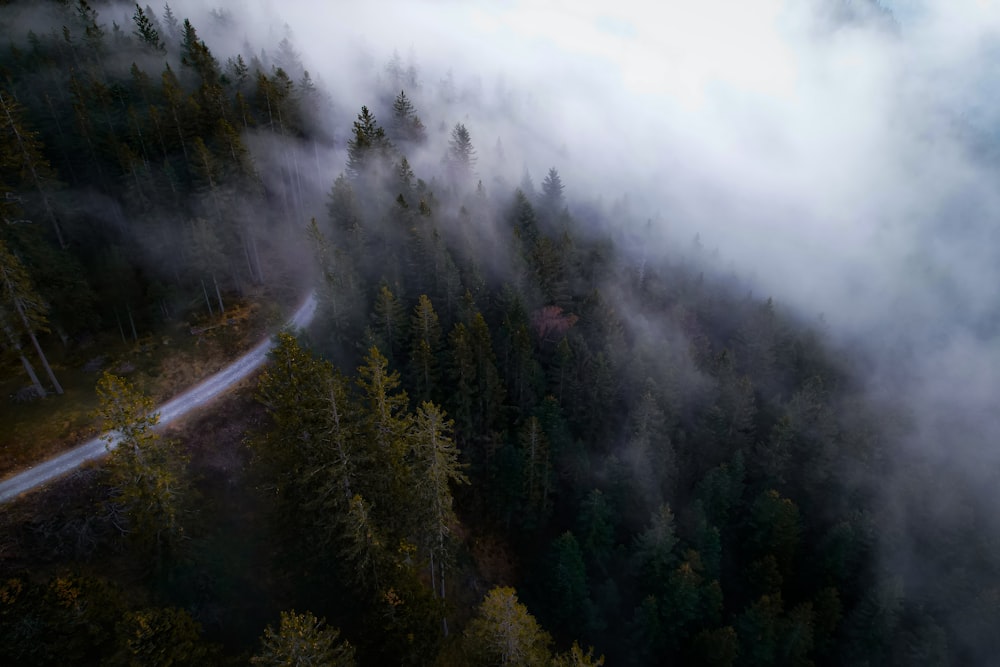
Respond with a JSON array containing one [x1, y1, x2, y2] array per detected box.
[[0, 1, 997, 665]]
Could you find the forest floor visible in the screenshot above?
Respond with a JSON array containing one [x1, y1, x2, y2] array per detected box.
[[0, 286, 292, 479], [0, 383, 286, 651]]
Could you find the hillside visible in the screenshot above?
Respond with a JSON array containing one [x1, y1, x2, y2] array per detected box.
[[0, 1, 996, 665]]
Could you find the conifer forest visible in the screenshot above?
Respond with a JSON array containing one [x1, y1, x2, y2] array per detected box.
[[0, 1, 997, 665]]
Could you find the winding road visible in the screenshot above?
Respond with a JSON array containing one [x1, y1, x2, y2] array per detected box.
[[0, 291, 317, 504]]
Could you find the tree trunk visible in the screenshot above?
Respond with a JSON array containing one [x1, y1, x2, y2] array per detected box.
[[115, 307, 126, 343], [26, 327, 63, 395], [213, 273, 225, 314], [13, 298, 62, 394], [242, 234, 256, 284], [126, 303, 138, 342], [201, 278, 214, 317], [19, 350, 45, 398], [5, 320, 45, 398], [439, 533, 449, 637], [0, 91, 66, 248], [252, 235, 264, 283]]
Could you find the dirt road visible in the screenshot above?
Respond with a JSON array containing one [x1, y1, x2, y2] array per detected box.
[[0, 292, 317, 504]]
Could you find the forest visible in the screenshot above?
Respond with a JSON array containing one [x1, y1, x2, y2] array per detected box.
[[0, 1, 997, 665]]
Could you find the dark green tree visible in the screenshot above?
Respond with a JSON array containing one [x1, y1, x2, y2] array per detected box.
[[410, 401, 468, 635], [0, 239, 62, 396], [346, 106, 392, 181], [447, 122, 476, 182], [131, 4, 164, 51], [390, 90, 426, 145], [410, 294, 443, 402]]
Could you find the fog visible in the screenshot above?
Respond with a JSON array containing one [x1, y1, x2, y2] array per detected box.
[[149, 1, 1000, 447], [68, 0, 1000, 655]]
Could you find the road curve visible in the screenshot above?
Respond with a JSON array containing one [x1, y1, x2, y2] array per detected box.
[[0, 291, 317, 504]]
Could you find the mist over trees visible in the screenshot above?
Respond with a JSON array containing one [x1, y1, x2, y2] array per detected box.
[[0, 0, 997, 665]]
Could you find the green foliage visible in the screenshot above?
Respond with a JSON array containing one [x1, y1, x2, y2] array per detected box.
[[96, 372, 188, 566], [370, 283, 407, 363], [113, 606, 210, 666], [132, 5, 164, 51], [576, 489, 615, 574], [251, 610, 355, 666], [0, 574, 216, 666], [390, 90, 426, 145], [551, 641, 605, 666], [689, 626, 739, 666], [0, 574, 123, 665], [748, 489, 802, 577], [411, 400, 468, 612], [519, 416, 552, 528], [0, 8, 967, 663], [447, 123, 476, 180], [540, 532, 589, 637], [409, 294, 443, 402], [346, 106, 392, 180], [463, 586, 552, 666], [633, 505, 679, 585]]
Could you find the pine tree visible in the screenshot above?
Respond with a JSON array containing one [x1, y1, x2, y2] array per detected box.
[[161, 3, 180, 43], [370, 283, 407, 364], [0, 89, 66, 247], [0, 239, 62, 395], [409, 294, 442, 402], [346, 106, 392, 180], [96, 372, 188, 567], [540, 167, 565, 211], [519, 416, 552, 528], [251, 610, 355, 666], [447, 321, 477, 437], [463, 587, 553, 666], [180, 19, 219, 85], [410, 401, 468, 635], [633, 505, 679, 586], [552, 642, 606, 667], [356, 346, 412, 534], [132, 4, 164, 51], [114, 607, 209, 666], [447, 122, 476, 181], [541, 532, 590, 637], [390, 90, 426, 145]]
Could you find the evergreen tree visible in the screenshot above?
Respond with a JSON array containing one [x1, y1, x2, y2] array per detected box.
[[251, 610, 355, 666], [447, 122, 476, 181], [114, 607, 211, 666], [541, 532, 590, 638], [370, 283, 407, 363], [390, 90, 426, 145], [463, 587, 553, 666], [356, 346, 412, 535], [540, 166, 565, 212], [410, 401, 468, 635], [0, 239, 62, 396], [0, 89, 66, 247], [519, 415, 552, 528], [132, 4, 164, 51], [552, 642, 606, 667], [409, 294, 442, 402], [161, 3, 180, 43], [346, 106, 392, 181], [96, 372, 188, 567]]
